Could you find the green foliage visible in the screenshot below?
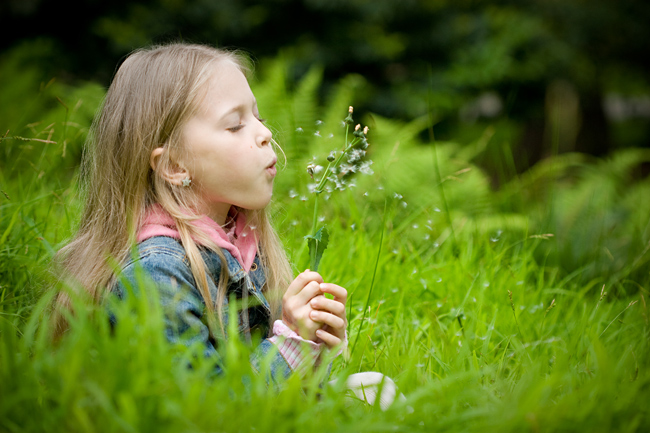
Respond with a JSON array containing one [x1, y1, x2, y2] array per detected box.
[[1, 55, 649, 432]]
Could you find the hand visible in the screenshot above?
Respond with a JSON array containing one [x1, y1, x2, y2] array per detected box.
[[282, 270, 324, 341], [309, 283, 348, 349]]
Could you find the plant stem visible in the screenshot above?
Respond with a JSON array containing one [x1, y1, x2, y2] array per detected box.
[[351, 199, 387, 360]]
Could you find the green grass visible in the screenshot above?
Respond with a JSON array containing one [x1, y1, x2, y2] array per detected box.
[[1, 53, 649, 432]]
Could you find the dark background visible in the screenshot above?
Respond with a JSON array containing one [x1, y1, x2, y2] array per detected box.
[[3, 0, 650, 175]]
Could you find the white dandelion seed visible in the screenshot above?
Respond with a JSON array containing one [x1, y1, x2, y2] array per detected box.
[[296, 127, 303, 132], [289, 189, 298, 198]]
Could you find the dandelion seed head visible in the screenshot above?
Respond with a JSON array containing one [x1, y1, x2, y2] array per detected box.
[[358, 160, 374, 175], [296, 127, 303, 132], [401, 201, 408, 208], [299, 195, 307, 201], [289, 189, 298, 198], [394, 193, 403, 199], [314, 131, 321, 137], [315, 120, 323, 125]]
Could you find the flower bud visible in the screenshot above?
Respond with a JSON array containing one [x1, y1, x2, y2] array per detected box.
[[306, 163, 316, 179], [349, 106, 354, 114]]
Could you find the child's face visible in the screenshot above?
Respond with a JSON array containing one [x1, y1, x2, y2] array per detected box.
[[181, 61, 277, 225]]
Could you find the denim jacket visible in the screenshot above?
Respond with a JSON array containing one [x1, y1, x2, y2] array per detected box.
[[112, 235, 292, 381]]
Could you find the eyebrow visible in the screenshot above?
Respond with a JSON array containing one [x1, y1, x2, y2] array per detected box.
[[220, 99, 258, 119]]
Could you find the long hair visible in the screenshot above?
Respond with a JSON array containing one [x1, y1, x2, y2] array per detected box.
[[53, 43, 292, 338]]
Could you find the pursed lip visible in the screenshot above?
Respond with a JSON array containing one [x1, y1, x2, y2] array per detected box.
[[266, 157, 277, 177]]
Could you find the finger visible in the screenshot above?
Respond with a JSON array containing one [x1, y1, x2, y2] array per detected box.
[[284, 270, 324, 297], [315, 329, 342, 349], [310, 296, 345, 318], [319, 283, 348, 304], [309, 310, 346, 330], [295, 281, 323, 305]]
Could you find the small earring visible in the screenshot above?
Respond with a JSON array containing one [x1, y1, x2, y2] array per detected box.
[[181, 177, 192, 187]]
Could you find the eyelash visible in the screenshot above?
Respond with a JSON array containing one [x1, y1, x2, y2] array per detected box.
[[227, 117, 266, 133]]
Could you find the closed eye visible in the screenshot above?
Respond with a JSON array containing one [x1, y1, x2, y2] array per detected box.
[[227, 124, 245, 132]]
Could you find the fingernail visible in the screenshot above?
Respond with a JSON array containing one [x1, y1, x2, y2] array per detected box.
[[319, 283, 326, 289], [304, 269, 310, 273]]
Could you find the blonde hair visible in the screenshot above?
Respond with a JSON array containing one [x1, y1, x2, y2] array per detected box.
[[54, 43, 292, 338]]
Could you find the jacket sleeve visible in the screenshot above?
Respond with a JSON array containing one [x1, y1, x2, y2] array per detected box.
[[113, 250, 293, 383]]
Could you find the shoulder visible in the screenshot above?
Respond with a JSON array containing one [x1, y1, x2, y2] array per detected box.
[[117, 236, 194, 291], [125, 236, 188, 268]]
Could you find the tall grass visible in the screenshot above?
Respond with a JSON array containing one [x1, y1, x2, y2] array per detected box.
[[0, 50, 649, 432]]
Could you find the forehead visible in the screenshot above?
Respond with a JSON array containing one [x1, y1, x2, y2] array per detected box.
[[197, 61, 254, 114]]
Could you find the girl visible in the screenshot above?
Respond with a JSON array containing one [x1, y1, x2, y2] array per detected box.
[[55, 43, 348, 380]]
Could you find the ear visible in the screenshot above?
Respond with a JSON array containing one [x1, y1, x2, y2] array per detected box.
[[150, 147, 189, 186]]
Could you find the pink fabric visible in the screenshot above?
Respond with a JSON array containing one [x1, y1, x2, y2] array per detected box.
[[269, 320, 348, 372], [269, 320, 323, 371], [137, 204, 258, 272]]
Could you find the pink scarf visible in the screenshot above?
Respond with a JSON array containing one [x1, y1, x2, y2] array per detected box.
[[137, 204, 258, 272]]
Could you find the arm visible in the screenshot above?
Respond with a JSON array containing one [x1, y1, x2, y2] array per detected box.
[[113, 251, 294, 382]]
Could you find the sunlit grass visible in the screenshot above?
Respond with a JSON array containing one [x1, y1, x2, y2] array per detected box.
[[1, 53, 649, 432]]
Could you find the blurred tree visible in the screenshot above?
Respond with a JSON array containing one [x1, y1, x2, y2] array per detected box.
[[2, 0, 649, 172]]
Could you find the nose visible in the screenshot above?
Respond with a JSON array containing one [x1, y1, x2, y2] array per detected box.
[[257, 120, 272, 147]]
